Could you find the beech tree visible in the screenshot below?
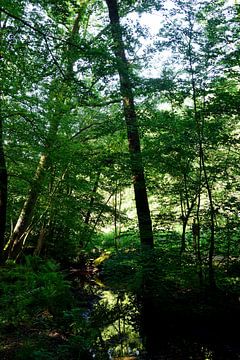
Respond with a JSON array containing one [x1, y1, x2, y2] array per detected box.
[[105, 0, 154, 248]]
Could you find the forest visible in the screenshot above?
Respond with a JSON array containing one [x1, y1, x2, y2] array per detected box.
[[0, 0, 240, 359]]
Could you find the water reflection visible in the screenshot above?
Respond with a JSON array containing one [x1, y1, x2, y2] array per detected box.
[[138, 294, 240, 360], [89, 287, 240, 360], [93, 290, 142, 359]]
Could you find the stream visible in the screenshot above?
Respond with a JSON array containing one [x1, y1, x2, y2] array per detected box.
[[77, 275, 240, 360]]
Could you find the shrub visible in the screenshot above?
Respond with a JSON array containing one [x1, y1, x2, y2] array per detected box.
[[0, 256, 73, 328]]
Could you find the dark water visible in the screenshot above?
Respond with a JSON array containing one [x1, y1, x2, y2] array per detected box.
[[87, 286, 240, 360]]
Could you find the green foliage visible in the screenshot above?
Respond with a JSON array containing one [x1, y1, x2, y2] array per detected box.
[[102, 247, 185, 295], [102, 241, 240, 296], [0, 257, 73, 327], [89, 290, 141, 359], [1, 0, 239, 357], [16, 345, 53, 360], [0, 256, 103, 359], [2, 0, 239, 271], [57, 336, 93, 360], [1, 0, 239, 308], [89, 231, 141, 255]]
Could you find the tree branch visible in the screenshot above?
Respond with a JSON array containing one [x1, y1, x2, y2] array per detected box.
[[1, 8, 85, 53]]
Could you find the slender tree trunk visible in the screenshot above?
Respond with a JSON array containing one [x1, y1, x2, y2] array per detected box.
[[188, 32, 216, 289], [201, 150, 216, 289], [196, 159, 203, 287], [0, 11, 8, 264], [180, 182, 197, 254], [181, 205, 196, 255], [5, 11, 85, 261], [84, 171, 101, 225], [193, 217, 203, 287], [92, 192, 114, 232], [181, 217, 187, 253], [6, 154, 48, 259], [34, 223, 47, 256], [180, 192, 187, 253], [118, 185, 122, 238], [226, 218, 231, 273], [105, 0, 153, 248], [0, 116, 7, 264], [114, 185, 118, 250]]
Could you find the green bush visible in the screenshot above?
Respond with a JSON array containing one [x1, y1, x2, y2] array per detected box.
[[0, 256, 101, 359], [0, 256, 73, 328]]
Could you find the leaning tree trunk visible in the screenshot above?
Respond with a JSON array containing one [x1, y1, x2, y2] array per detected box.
[[6, 153, 48, 260], [105, 0, 153, 248], [0, 116, 7, 264], [5, 10, 85, 261]]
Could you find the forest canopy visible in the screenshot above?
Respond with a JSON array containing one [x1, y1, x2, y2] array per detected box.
[[0, 0, 239, 283], [0, 1, 240, 358]]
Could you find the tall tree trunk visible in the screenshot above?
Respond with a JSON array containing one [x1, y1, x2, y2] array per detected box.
[[105, 0, 153, 248], [0, 11, 8, 264], [180, 199, 197, 254], [188, 29, 216, 289], [34, 223, 47, 256], [0, 116, 7, 264], [196, 159, 203, 287], [181, 216, 187, 253], [84, 171, 101, 225], [201, 149, 216, 289]]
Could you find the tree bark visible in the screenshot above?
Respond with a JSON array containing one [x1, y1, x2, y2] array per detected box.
[[188, 25, 216, 289], [84, 171, 101, 225], [34, 223, 47, 256], [0, 116, 7, 263], [201, 149, 216, 290], [0, 11, 8, 264], [105, 0, 153, 248], [6, 154, 48, 259], [180, 194, 197, 254], [5, 9, 85, 261]]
